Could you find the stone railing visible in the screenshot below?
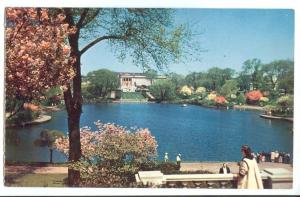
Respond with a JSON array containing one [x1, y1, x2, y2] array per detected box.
[[135, 168, 293, 189]]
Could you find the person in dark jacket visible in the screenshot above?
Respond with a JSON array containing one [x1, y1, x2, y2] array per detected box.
[[219, 163, 231, 174]]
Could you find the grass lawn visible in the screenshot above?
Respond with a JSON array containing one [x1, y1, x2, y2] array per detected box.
[[5, 173, 67, 187]]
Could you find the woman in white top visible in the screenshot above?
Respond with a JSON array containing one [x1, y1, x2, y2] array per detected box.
[[237, 145, 264, 189]]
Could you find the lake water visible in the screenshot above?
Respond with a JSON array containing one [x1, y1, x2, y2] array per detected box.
[[5, 103, 293, 163]]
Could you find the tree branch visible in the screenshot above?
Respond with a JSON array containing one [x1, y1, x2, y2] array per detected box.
[[63, 8, 75, 26], [76, 8, 89, 28], [80, 35, 124, 55], [80, 9, 101, 28]]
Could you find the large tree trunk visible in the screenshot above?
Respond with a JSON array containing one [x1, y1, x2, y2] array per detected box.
[[67, 106, 81, 186], [64, 57, 82, 186], [64, 30, 83, 186]]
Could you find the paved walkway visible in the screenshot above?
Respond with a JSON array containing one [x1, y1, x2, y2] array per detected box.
[[180, 162, 293, 173], [5, 162, 292, 175], [233, 105, 264, 111]]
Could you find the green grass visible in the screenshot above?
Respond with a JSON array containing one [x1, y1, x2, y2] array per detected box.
[[121, 92, 146, 100], [5, 173, 67, 187]]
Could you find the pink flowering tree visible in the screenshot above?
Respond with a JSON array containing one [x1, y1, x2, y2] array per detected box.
[[5, 8, 75, 118], [54, 121, 157, 187]]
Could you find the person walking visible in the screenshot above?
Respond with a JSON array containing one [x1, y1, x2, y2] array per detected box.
[[237, 145, 264, 189], [270, 151, 275, 162], [176, 154, 181, 167], [164, 152, 169, 162], [219, 163, 231, 174]]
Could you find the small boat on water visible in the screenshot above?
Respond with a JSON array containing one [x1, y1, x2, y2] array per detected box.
[[181, 104, 187, 107]]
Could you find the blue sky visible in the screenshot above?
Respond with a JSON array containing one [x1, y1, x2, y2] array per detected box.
[[80, 9, 294, 76]]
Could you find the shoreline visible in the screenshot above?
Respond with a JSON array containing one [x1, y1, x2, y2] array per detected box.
[[259, 114, 293, 122], [90, 100, 265, 112], [233, 104, 264, 111], [6, 114, 52, 128]]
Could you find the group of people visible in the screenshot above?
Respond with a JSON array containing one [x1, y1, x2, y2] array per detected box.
[[164, 152, 182, 167], [254, 151, 291, 164], [164, 145, 290, 189]]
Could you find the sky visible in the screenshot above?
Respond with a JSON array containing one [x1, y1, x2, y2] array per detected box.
[[80, 9, 294, 76]]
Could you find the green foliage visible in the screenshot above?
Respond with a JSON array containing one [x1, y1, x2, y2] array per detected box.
[[144, 69, 158, 84], [7, 110, 40, 125], [149, 79, 176, 102], [5, 98, 24, 113], [185, 68, 234, 91], [207, 67, 235, 91], [236, 93, 246, 105], [220, 80, 238, 98], [34, 129, 64, 148], [74, 8, 200, 69], [261, 59, 294, 93], [167, 72, 186, 90], [42, 86, 63, 106], [85, 69, 119, 98], [276, 94, 293, 112], [159, 162, 180, 174], [239, 58, 263, 90], [5, 173, 67, 187], [121, 92, 146, 100]]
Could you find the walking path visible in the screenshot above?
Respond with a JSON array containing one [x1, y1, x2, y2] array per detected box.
[[233, 105, 264, 111], [5, 162, 292, 175], [180, 162, 293, 173]]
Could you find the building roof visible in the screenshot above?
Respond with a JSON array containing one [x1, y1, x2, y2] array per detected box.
[[118, 72, 167, 79]]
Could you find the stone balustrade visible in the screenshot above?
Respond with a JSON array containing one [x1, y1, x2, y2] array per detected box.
[[135, 168, 292, 189]]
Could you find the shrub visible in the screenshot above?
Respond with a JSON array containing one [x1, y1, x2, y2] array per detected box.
[[207, 92, 217, 101], [179, 85, 193, 98], [157, 162, 180, 174], [245, 90, 263, 105], [236, 94, 246, 105], [214, 96, 227, 105], [195, 87, 206, 95], [54, 121, 158, 187]]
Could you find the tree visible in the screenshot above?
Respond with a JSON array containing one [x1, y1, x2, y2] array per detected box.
[[276, 94, 293, 114], [220, 80, 238, 98], [167, 72, 186, 90], [261, 60, 294, 91], [59, 8, 196, 186], [278, 69, 294, 94], [34, 129, 64, 163], [5, 8, 75, 118], [239, 59, 263, 90], [185, 72, 209, 89], [207, 67, 235, 91], [86, 69, 119, 98], [149, 79, 176, 102], [144, 69, 158, 85]]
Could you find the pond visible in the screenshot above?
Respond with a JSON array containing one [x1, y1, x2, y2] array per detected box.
[[5, 103, 293, 163]]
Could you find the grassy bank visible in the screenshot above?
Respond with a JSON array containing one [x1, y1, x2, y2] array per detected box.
[[5, 173, 67, 187]]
